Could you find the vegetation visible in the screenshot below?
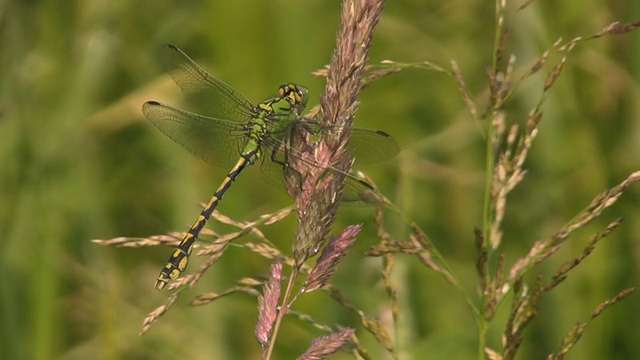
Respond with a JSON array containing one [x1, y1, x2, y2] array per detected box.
[[2, 0, 639, 359]]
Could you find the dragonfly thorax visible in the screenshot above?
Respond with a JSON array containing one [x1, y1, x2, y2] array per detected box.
[[253, 84, 308, 127], [240, 84, 307, 144]]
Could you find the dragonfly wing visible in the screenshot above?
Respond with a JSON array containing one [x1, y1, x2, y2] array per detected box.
[[255, 130, 292, 190], [256, 127, 390, 207], [346, 127, 399, 164], [258, 155, 287, 190], [161, 45, 254, 122], [142, 101, 246, 167], [342, 175, 388, 207], [300, 121, 399, 165]]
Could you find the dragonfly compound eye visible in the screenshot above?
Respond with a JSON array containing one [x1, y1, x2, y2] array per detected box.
[[295, 86, 309, 108], [278, 84, 295, 98]]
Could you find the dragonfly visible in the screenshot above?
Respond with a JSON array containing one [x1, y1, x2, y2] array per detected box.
[[143, 44, 398, 290]]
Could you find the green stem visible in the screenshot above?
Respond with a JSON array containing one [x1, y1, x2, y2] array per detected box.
[[477, 0, 506, 357]]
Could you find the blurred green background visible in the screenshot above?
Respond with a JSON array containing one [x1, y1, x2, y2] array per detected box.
[[1, 0, 639, 359]]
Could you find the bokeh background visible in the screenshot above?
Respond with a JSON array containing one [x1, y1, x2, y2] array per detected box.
[[1, 1, 639, 359]]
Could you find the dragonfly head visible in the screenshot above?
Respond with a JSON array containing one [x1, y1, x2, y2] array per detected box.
[[278, 84, 308, 113]]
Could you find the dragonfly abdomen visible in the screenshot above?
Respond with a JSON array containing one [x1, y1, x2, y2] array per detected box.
[[154, 151, 258, 290]]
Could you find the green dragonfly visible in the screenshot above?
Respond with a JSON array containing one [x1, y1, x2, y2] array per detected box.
[[143, 45, 398, 290]]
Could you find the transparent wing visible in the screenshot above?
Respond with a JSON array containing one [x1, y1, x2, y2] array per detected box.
[[302, 121, 399, 165], [161, 44, 254, 122], [348, 127, 399, 164], [255, 128, 294, 189], [142, 101, 248, 167], [342, 175, 389, 207], [255, 127, 395, 207], [257, 155, 390, 207]]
